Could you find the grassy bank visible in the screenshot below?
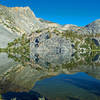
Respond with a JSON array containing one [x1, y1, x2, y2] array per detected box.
[[0, 48, 8, 52]]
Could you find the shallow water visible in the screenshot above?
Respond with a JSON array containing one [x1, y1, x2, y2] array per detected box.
[[0, 51, 100, 100]]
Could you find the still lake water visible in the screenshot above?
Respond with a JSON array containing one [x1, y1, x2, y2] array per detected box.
[[0, 51, 100, 100]]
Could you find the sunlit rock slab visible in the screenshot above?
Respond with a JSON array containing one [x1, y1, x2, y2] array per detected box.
[[0, 24, 18, 48]]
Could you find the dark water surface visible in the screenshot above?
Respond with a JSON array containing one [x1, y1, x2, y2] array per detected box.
[[0, 52, 100, 100]]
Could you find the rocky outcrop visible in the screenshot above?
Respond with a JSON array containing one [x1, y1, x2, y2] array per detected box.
[[0, 5, 46, 35], [30, 31, 75, 67], [85, 19, 100, 34]]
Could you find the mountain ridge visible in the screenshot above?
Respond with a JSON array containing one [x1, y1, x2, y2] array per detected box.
[[0, 5, 100, 48], [0, 5, 100, 34]]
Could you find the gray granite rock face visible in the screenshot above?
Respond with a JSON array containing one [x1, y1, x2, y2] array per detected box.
[[0, 24, 18, 48], [85, 19, 100, 34], [74, 19, 100, 34], [0, 53, 17, 76], [0, 5, 47, 35], [0, 5, 46, 48], [30, 33, 75, 67]]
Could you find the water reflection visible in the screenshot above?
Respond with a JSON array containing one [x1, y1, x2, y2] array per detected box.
[[0, 50, 100, 100], [92, 54, 100, 62], [33, 73, 100, 100], [0, 53, 18, 76], [2, 91, 48, 100]]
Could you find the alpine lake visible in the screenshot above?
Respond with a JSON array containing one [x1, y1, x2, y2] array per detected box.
[[0, 35, 100, 100]]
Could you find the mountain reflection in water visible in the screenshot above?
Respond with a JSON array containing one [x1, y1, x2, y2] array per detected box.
[[0, 51, 100, 100]]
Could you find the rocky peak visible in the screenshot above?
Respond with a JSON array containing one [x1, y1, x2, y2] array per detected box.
[[0, 5, 45, 48], [85, 19, 100, 34], [0, 5, 46, 35], [10, 6, 36, 18]]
